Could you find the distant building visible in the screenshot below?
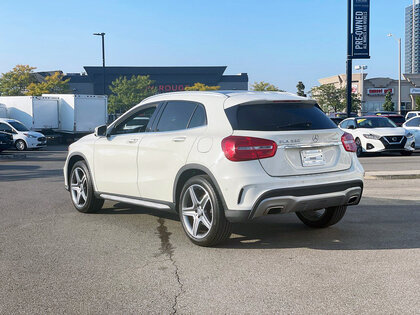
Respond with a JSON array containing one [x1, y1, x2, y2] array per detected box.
[[62, 66, 248, 95], [405, 0, 420, 73]]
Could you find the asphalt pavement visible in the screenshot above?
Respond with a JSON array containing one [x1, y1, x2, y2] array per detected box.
[[0, 146, 419, 314]]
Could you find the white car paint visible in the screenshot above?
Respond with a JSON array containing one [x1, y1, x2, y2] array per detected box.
[[0, 118, 47, 150], [403, 116, 420, 148], [339, 117, 415, 154], [405, 111, 420, 121], [64, 91, 364, 222]]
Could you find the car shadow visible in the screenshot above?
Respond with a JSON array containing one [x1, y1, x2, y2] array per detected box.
[[98, 198, 420, 251], [0, 164, 63, 181]]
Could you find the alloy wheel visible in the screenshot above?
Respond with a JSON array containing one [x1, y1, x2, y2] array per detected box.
[[70, 167, 88, 208], [181, 184, 213, 239]]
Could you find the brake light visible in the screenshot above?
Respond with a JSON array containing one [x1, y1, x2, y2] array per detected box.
[[341, 132, 357, 152], [221, 136, 277, 161]]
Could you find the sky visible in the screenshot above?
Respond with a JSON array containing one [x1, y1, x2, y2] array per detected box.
[[0, 0, 413, 93]]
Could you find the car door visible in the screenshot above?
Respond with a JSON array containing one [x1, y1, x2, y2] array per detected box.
[[93, 103, 159, 197], [404, 117, 420, 147], [138, 101, 207, 202]]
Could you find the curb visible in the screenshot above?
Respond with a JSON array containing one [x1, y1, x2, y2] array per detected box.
[[365, 172, 420, 180]]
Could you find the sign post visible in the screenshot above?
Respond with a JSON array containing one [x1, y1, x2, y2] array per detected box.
[[347, 0, 370, 117]]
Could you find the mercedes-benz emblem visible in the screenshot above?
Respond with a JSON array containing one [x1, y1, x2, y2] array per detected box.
[[312, 135, 319, 142]]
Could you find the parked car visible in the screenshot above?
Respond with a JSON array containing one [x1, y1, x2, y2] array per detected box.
[[329, 112, 358, 118], [329, 117, 344, 125], [339, 116, 415, 156], [0, 118, 47, 151], [64, 91, 364, 246], [405, 111, 420, 121], [0, 131, 13, 153], [403, 116, 420, 149]]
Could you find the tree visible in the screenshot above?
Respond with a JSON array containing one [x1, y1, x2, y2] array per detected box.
[[251, 81, 284, 91], [382, 91, 394, 112], [296, 81, 306, 97], [184, 82, 220, 91], [26, 72, 70, 96], [108, 75, 157, 113], [0, 65, 36, 96], [415, 96, 420, 110], [311, 84, 360, 113]]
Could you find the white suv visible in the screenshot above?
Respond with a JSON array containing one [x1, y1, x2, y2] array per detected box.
[[64, 91, 364, 246]]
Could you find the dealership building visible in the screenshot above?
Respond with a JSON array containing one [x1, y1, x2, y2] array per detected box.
[[318, 73, 420, 114], [60, 66, 248, 95]]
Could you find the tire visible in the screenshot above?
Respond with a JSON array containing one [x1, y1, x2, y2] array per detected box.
[[15, 139, 27, 151], [400, 150, 413, 156], [296, 205, 347, 228], [179, 175, 231, 246], [69, 160, 104, 213], [355, 138, 363, 157]]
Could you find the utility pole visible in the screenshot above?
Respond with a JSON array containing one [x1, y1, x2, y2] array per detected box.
[[346, 0, 353, 117], [93, 32, 106, 95], [387, 34, 402, 114]]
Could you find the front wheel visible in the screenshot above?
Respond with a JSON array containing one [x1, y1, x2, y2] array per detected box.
[[179, 175, 231, 246], [400, 150, 413, 156], [15, 140, 27, 151], [296, 205, 347, 228], [70, 161, 104, 213]]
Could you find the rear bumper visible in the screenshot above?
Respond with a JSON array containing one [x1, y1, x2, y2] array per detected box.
[[225, 180, 363, 223]]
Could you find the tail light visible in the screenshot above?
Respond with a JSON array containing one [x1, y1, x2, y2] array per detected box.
[[221, 136, 277, 161], [341, 132, 357, 152]]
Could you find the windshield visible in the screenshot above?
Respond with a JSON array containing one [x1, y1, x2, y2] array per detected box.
[[356, 117, 397, 128], [224, 103, 337, 131], [8, 121, 29, 131]]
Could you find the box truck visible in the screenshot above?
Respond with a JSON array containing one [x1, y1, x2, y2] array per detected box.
[[43, 94, 107, 133], [0, 96, 59, 130]]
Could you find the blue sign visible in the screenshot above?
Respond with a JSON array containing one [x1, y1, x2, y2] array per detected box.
[[352, 0, 370, 59]]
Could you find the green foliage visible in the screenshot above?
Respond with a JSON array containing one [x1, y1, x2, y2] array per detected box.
[[415, 96, 420, 110], [0, 65, 37, 96], [26, 72, 70, 96], [296, 81, 306, 97], [311, 84, 360, 113], [108, 75, 157, 113], [251, 81, 284, 91], [184, 82, 220, 91], [382, 91, 394, 112]]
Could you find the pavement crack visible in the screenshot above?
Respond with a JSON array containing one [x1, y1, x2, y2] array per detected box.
[[156, 217, 183, 314]]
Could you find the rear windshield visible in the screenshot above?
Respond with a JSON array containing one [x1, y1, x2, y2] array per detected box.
[[224, 103, 337, 131], [387, 116, 405, 125]]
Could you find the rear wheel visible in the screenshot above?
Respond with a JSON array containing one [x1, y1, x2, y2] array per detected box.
[[296, 205, 347, 228], [400, 150, 413, 156], [70, 161, 104, 213], [355, 138, 363, 157], [179, 175, 231, 246], [15, 140, 27, 151]]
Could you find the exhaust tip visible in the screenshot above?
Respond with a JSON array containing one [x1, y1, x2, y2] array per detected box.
[[266, 206, 285, 215], [347, 196, 359, 205]]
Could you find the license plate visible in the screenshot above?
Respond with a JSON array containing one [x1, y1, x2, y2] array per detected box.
[[300, 149, 326, 167]]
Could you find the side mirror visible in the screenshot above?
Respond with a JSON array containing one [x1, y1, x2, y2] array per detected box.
[[94, 125, 107, 137]]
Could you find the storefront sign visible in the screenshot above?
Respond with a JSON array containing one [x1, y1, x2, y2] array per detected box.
[[352, 0, 370, 59], [366, 88, 394, 96]]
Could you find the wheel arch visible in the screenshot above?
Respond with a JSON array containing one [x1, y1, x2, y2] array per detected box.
[[173, 164, 228, 211], [66, 152, 95, 190]]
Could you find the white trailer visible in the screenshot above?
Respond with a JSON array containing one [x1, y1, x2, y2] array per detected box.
[[0, 104, 7, 118], [0, 96, 59, 130], [43, 94, 107, 133]]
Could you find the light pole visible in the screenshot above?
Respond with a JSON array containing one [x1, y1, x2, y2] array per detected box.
[[355, 65, 367, 114], [93, 32, 106, 95], [387, 33, 401, 114]]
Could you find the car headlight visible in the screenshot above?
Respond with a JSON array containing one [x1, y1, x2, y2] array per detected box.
[[363, 133, 381, 140], [23, 133, 37, 138], [407, 132, 414, 138]]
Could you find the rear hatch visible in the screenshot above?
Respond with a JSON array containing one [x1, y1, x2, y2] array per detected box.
[[224, 101, 352, 177]]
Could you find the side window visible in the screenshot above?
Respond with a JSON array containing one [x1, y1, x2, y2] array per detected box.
[[340, 120, 349, 129], [112, 105, 157, 135], [407, 113, 415, 120], [0, 123, 13, 133], [348, 120, 357, 128], [156, 101, 196, 132], [188, 105, 207, 129], [406, 117, 420, 127]]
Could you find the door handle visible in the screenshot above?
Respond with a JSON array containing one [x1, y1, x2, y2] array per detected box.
[[172, 136, 186, 142], [128, 138, 139, 143]]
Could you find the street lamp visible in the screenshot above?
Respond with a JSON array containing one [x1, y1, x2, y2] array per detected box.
[[354, 65, 367, 113], [93, 32, 106, 95], [387, 33, 401, 114]]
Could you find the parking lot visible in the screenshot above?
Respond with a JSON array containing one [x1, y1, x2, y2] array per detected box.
[[1, 146, 419, 314]]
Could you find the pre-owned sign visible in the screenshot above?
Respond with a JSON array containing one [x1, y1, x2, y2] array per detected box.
[[352, 0, 370, 59]]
